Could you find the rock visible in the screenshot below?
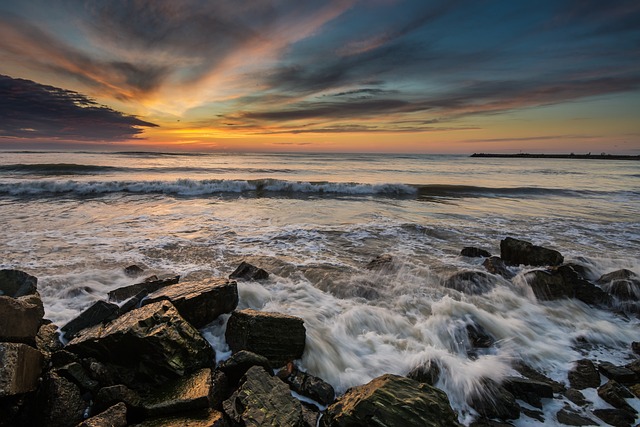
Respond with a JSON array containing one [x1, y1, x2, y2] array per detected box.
[[500, 237, 563, 266], [605, 279, 640, 301], [35, 372, 87, 427], [461, 247, 491, 258], [632, 341, 640, 355], [116, 290, 148, 317], [0, 293, 45, 343], [407, 361, 441, 386], [276, 362, 335, 406], [469, 420, 515, 427], [563, 388, 588, 406], [443, 271, 495, 295], [67, 301, 215, 386], [216, 350, 272, 388], [84, 358, 137, 389], [597, 380, 636, 414], [525, 269, 573, 301], [301, 402, 320, 427], [568, 359, 600, 390], [596, 269, 639, 285], [469, 379, 520, 421], [229, 261, 269, 281], [108, 275, 180, 303], [592, 408, 636, 427], [124, 265, 145, 277], [143, 278, 238, 328], [555, 407, 597, 426], [467, 323, 494, 349], [77, 402, 128, 427], [51, 349, 80, 369], [225, 309, 306, 367], [132, 408, 227, 427], [94, 384, 141, 414], [223, 366, 303, 427], [503, 377, 553, 409], [61, 300, 119, 340], [555, 264, 611, 306], [57, 362, 100, 392], [0, 269, 38, 297], [625, 359, 640, 376], [482, 257, 514, 279], [322, 373, 461, 427], [513, 362, 565, 393], [365, 254, 397, 272], [629, 383, 640, 398], [520, 407, 544, 422], [0, 342, 44, 397], [142, 368, 213, 417], [36, 322, 63, 356], [598, 361, 638, 384], [209, 370, 229, 410]]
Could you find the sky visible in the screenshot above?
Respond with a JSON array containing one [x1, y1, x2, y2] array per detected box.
[[0, 0, 639, 153]]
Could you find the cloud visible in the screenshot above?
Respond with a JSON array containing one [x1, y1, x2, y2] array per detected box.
[[0, 74, 157, 142]]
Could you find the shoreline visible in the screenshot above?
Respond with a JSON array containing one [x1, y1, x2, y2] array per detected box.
[[471, 153, 640, 160]]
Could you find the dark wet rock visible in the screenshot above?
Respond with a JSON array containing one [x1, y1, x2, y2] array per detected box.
[[67, 301, 215, 386], [107, 275, 180, 303], [592, 408, 636, 427], [503, 377, 553, 409], [604, 279, 640, 301], [276, 362, 335, 406], [632, 341, 640, 355], [35, 371, 87, 427], [555, 264, 611, 306], [229, 261, 269, 281], [124, 264, 145, 277], [323, 373, 461, 427], [365, 254, 396, 272], [94, 384, 141, 414], [57, 362, 99, 392], [598, 361, 638, 384], [116, 290, 148, 317], [225, 309, 305, 367], [0, 269, 38, 297], [36, 322, 63, 357], [133, 408, 227, 427], [482, 256, 515, 279], [467, 323, 494, 349], [143, 278, 238, 328], [443, 270, 495, 295], [51, 349, 80, 369], [407, 361, 441, 386], [469, 379, 520, 421], [525, 269, 574, 301], [223, 366, 303, 427], [0, 293, 45, 343], [209, 370, 229, 410], [513, 362, 565, 393], [556, 407, 597, 426], [78, 402, 128, 427], [629, 383, 640, 398], [0, 342, 44, 397], [469, 420, 515, 427], [625, 359, 640, 377], [216, 350, 272, 389], [568, 359, 600, 390], [83, 358, 137, 388], [500, 237, 563, 266], [301, 402, 320, 427], [563, 388, 588, 406], [596, 269, 639, 285], [461, 247, 491, 258], [597, 380, 636, 414], [520, 407, 544, 422], [61, 300, 119, 340], [141, 368, 213, 417]]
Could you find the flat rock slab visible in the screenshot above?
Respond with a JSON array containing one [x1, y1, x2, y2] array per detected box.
[[229, 261, 269, 281], [0, 293, 45, 343], [0, 342, 44, 397], [143, 278, 238, 328], [500, 237, 563, 266], [598, 361, 638, 384], [108, 275, 180, 302], [67, 301, 214, 384], [61, 300, 119, 340], [78, 402, 128, 427], [133, 408, 227, 427], [225, 309, 306, 367], [142, 368, 213, 417], [0, 269, 38, 297]]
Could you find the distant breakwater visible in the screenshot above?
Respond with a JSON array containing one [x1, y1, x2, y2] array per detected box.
[[471, 153, 640, 160]]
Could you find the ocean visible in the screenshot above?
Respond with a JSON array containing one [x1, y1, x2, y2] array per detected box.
[[1, 151, 639, 424]]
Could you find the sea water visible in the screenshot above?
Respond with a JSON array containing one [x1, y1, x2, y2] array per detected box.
[[1, 151, 638, 425]]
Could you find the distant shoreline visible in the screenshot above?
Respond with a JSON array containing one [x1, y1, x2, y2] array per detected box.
[[471, 153, 640, 160]]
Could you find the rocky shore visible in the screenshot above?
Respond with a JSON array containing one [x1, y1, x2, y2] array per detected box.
[[1, 237, 639, 426]]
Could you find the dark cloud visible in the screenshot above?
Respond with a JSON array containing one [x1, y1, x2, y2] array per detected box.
[[0, 74, 157, 142]]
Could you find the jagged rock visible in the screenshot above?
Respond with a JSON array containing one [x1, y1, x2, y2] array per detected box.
[[108, 275, 180, 302], [35, 372, 87, 427], [365, 254, 397, 272], [500, 237, 563, 266], [0, 342, 44, 397], [216, 350, 272, 388], [141, 368, 213, 417], [67, 301, 214, 386], [223, 366, 303, 427], [632, 341, 640, 355], [407, 361, 441, 386], [443, 271, 494, 295], [592, 408, 636, 427], [57, 362, 99, 392], [596, 269, 639, 285], [276, 362, 335, 406], [83, 358, 137, 388], [469, 379, 520, 421], [467, 323, 494, 349], [124, 265, 145, 277], [0, 293, 45, 343], [51, 350, 80, 369], [61, 300, 119, 340], [563, 388, 588, 406], [77, 402, 127, 427], [525, 269, 574, 301], [520, 407, 544, 422], [461, 247, 491, 258], [513, 362, 565, 393], [629, 383, 640, 398], [116, 290, 148, 317], [94, 384, 141, 414], [568, 359, 600, 390], [229, 261, 269, 281], [301, 402, 320, 427], [555, 407, 597, 426], [625, 359, 640, 376], [503, 377, 553, 409], [597, 380, 636, 414], [0, 269, 38, 297], [225, 309, 305, 367], [322, 373, 461, 427], [555, 264, 611, 306], [469, 420, 515, 427], [598, 361, 637, 384], [132, 408, 227, 427], [36, 322, 63, 357], [482, 256, 514, 279], [143, 278, 238, 328]]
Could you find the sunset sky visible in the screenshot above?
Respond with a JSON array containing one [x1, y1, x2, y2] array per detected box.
[[1, 0, 639, 153]]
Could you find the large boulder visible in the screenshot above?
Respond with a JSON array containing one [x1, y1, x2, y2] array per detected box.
[[461, 247, 491, 258], [0, 293, 45, 343], [468, 379, 520, 421], [216, 350, 272, 388], [597, 269, 640, 303], [143, 278, 238, 328], [592, 409, 635, 427], [141, 368, 214, 417], [229, 262, 269, 281], [0, 269, 37, 297], [225, 309, 306, 367], [0, 342, 44, 397], [568, 359, 600, 390], [443, 271, 495, 295], [276, 362, 335, 406], [223, 366, 303, 427], [107, 275, 180, 302], [503, 377, 553, 409], [482, 257, 514, 279], [524, 270, 573, 301], [36, 322, 63, 357], [500, 237, 563, 266], [597, 380, 636, 414], [35, 371, 87, 427], [322, 374, 461, 427], [598, 361, 637, 384], [61, 300, 119, 340], [66, 301, 214, 385]]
